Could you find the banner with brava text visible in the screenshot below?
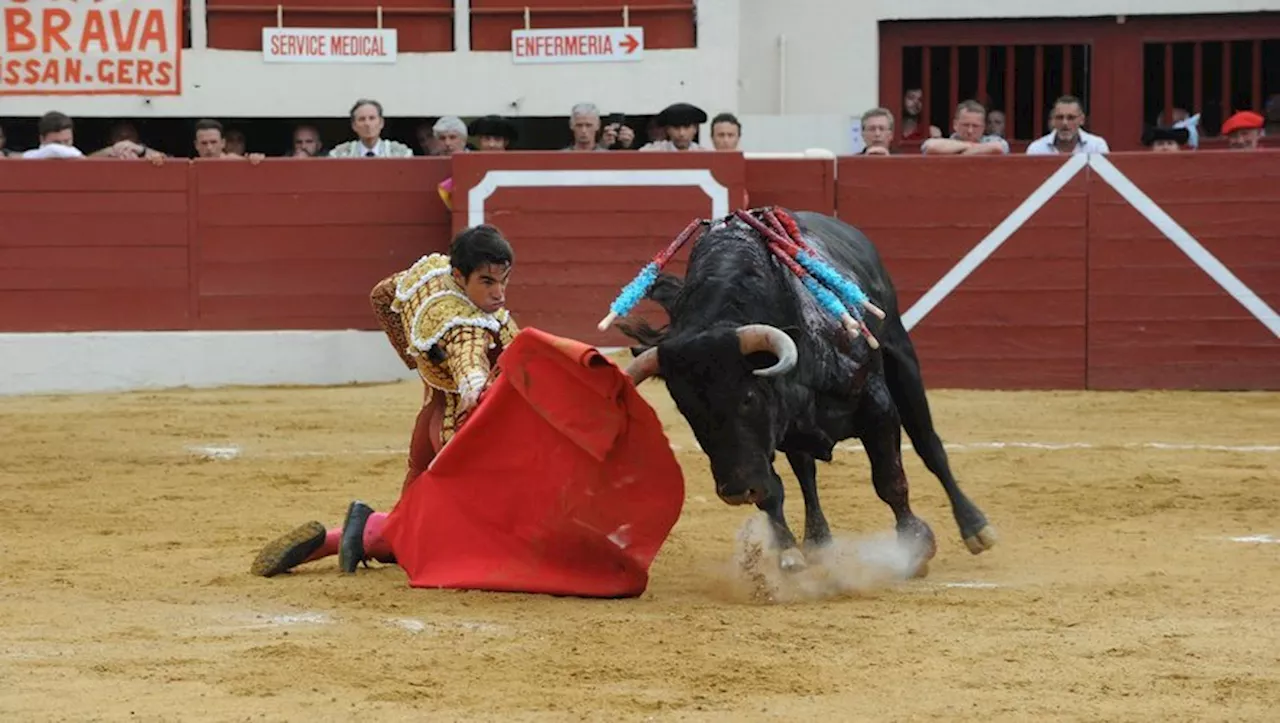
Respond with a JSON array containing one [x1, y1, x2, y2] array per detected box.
[[0, 0, 181, 95]]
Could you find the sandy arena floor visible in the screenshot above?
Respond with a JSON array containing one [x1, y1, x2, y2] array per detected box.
[[2, 371, 1279, 722]]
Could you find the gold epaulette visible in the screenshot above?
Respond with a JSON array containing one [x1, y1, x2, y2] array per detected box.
[[392, 253, 515, 391]]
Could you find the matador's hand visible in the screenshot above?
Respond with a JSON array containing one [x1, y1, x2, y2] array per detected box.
[[457, 371, 488, 414]]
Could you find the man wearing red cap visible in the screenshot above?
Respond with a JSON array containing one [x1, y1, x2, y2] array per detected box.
[[1221, 111, 1264, 150]]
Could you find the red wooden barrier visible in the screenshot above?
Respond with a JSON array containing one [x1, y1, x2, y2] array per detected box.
[[449, 151, 746, 348], [0, 158, 448, 333], [0, 152, 1276, 391], [838, 155, 1090, 389], [744, 158, 835, 216], [194, 158, 450, 329], [1086, 152, 1280, 390], [0, 163, 192, 331]]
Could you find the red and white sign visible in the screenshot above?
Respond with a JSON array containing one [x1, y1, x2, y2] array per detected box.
[[511, 26, 644, 64], [262, 27, 397, 64], [0, 0, 182, 95]]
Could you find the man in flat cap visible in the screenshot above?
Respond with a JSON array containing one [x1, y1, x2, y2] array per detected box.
[[640, 102, 711, 152], [1220, 111, 1264, 151], [1141, 125, 1190, 153], [468, 115, 518, 151]]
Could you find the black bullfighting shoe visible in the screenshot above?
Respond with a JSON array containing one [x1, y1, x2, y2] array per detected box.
[[250, 521, 326, 577], [338, 500, 375, 574]]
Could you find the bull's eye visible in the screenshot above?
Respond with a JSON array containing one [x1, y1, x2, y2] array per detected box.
[[739, 390, 757, 414]]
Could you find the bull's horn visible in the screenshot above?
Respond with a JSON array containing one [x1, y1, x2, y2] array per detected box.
[[736, 324, 798, 377], [625, 347, 660, 385]]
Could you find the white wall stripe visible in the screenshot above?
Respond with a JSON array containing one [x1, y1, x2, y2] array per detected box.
[[899, 153, 1279, 341], [1088, 155, 1280, 339], [186, 440, 1280, 460], [901, 154, 1089, 331], [467, 169, 730, 229]]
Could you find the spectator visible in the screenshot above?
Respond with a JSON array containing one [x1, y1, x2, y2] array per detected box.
[[565, 103, 608, 151], [602, 112, 635, 150], [468, 115, 518, 151], [415, 122, 447, 156], [921, 100, 1009, 155], [1221, 111, 1264, 151], [1173, 113, 1201, 149], [710, 112, 741, 151], [985, 110, 1006, 138], [1141, 125, 1189, 152], [193, 118, 265, 163], [1026, 95, 1110, 155], [22, 112, 84, 159], [328, 99, 414, 158], [639, 103, 711, 151], [900, 88, 941, 143], [224, 129, 247, 157], [0, 125, 13, 157], [859, 107, 895, 155], [22, 111, 155, 159], [432, 116, 469, 155], [292, 124, 323, 157], [1157, 107, 1191, 126], [108, 121, 140, 145], [1266, 94, 1280, 136], [643, 116, 665, 146]]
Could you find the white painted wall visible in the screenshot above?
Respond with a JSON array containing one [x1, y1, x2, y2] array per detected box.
[[0, 331, 418, 396], [5, 0, 1276, 147], [1, 0, 740, 119]]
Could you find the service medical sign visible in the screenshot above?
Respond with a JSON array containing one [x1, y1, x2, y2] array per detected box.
[[0, 0, 181, 95], [511, 26, 643, 64], [262, 27, 397, 64]]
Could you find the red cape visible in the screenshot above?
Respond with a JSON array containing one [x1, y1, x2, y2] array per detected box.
[[382, 328, 685, 598]]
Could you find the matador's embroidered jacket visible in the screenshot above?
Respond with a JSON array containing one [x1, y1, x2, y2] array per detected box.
[[371, 253, 518, 443]]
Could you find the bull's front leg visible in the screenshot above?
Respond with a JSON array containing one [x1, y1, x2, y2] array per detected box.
[[858, 380, 937, 578], [784, 450, 832, 551], [756, 468, 807, 572]]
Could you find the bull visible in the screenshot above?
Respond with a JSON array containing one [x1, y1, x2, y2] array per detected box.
[[616, 208, 996, 573]]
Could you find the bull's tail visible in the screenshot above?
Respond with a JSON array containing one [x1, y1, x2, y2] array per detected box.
[[878, 316, 941, 462]]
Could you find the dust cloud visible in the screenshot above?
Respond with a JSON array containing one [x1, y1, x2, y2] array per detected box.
[[712, 512, 924, 604]]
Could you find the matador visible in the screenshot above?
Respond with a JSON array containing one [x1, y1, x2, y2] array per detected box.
[[250, 224, 518, 576]]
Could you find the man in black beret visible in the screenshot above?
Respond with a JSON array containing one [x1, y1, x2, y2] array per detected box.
[[1141, 125, 1189, 153], [640, 102, 711, 151], [468, 115, 518, 151]]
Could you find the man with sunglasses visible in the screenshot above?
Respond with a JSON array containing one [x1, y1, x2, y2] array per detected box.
[[1026, 95, 1110, 155]]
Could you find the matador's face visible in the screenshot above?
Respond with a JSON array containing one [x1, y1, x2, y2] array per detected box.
[[453, 263, 511, 314]]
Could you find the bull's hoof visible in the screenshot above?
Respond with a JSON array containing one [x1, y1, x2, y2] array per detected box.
[[963, 525, 998, 554], [778, 548, 808, 572], [897, 517, 937, 580]]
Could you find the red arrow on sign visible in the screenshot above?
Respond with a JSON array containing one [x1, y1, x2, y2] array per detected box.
[[620, 34, 640, 54]]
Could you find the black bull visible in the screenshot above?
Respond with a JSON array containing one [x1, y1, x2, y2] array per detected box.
[[618, 209, 996, 572]]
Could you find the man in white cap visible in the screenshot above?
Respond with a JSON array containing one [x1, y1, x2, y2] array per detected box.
[[640, 103, 711, 152]]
